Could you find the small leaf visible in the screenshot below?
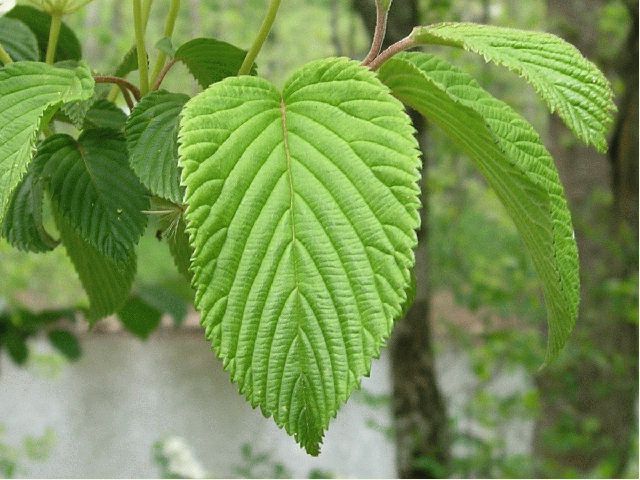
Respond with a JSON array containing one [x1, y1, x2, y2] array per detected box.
[[56, 213, 136, 322], [179, 57, 421, 454], [2, 167, 58, 252], [117, 296, 161, 340], [47, 329, 81, 361], [155, 37, 176, 58], [126, 90, 189, 203], [35, 130, 148, 265], [114, 45, 139, 78], [0, 60, 94, 222], [378, 52, 579, 362], [410, 23, 616, 152], [0, 16, 39, 61], [3, 330, 28, 364], [6, 6, 81, 61], [83, 99, 127, 131], [137, 284, 188, 327], [175, 38, 256, 88]]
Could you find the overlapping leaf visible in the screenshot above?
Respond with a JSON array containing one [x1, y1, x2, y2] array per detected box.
[[35, 130, 148, 265], [0, 60, 94, 222], [56, 213, 136, 322], [83, 99, 127, 130], [2, 168, 57, 252], [378, 52, 579, 361], [175, 38, 255, 88], [411, 23, 616, 151], [126, 90, 188, 203], [6, 6, 81, 61], [179, 57, 421, 453], [0, 17, 39, 61]]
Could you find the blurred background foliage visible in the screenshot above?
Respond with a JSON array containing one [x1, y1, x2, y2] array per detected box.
[[0, 0, 637, 478]]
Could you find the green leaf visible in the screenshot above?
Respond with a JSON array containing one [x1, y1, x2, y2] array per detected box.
[[6, 6, 82, 61], [114, 45, 139, 78], [83, 99, 127, 130], [2, 168, 58, 253], [35, 130, 148, 265], [175, 38, 256, 88], [3, 331, 28, 364], [0, 60, 94, 222], [179, 57, 421, 454], [410, 23, 616, 152], [137, 284, 188, 327], [117, 296, 161, 340], [378, 52, 579, 362], [47, 329, 81, 361], [56, 213, 136, 322], [126, 90, 189, 203], [0, 17, 39, 61], [155, 37, 176, 58]]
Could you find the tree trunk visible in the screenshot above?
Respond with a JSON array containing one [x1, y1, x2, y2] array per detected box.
[[351, 1, 451, 477], [534, 2, 638, 476]]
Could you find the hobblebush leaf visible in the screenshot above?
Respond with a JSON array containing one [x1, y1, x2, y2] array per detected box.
[[0, 17, 39, 61], [47, 329, 81, 361], [117, 296, 162, 340], [378, 52, 579, 362], [2, 168, 58, 253], [410, 23, 616, 152], [155, 37, 176, 58], [0, 60, 94, 222], [175, 38, 256, 88], [179, 57, 421, 454], [126, 90, 189, 203], [35, 130, 148, 265], [6, 6, 81, 61], [83, 99, 127, 131], [56, 213, 136, 322]]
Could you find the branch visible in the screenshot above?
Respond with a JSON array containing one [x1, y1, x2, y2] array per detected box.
[[367, 36, 417, 71], [362, 0, 388, 66], [93, 75, 142, 101]]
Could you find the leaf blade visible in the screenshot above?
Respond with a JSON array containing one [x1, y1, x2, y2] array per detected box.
[[411, 22, 616, 151], [179, 58, 421, 453]]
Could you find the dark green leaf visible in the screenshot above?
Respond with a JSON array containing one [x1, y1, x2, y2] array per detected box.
[[6, 6, 81, 61], [118, 296, 162, 340], [47, 329, 82, 361], [83, 99, 127, 130], [0, 17, 39, 61], [114, 45, 139, 78]]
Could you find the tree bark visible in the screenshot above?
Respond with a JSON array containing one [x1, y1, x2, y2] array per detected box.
[[351, 1, 451, 477], [534, 1, 638, 476]]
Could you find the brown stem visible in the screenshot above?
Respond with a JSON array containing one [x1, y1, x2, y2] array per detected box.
[[151, 59, 177, 91], [119, 85, 135, 110], [93, 75, 141, 101], [368, 36, 417, 71], [362, 0, 388, 65]]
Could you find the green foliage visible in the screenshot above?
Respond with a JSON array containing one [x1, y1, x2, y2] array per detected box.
[[378, 52, 579, 361], [47, 329, 81, 360], [117, 296, 161, 339], [0, 17, 39, 61], [179, 57, 421, 453], [0, 60, 93, 222], [126, 90, 188, 203], [410, 23, 616, 152], [6, 6, 81, 61], [82, 99, 127, 130], [174, 38, 255, 88]]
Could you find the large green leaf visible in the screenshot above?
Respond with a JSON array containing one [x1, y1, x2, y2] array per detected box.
[[0, 17, 39, 61], [2, 168, 58, 253], [0, 61, 94, 222], [179, 57, 421, 454], [378, 52, 579, 362], [6, 6, 81, 61], [126, 90, 188, 203], [411, 23, 616, 152], [35, 130, 148, 265], [83, 99, 127, 131], [175, 38, 255, 88], [56, 213, 136, 322]]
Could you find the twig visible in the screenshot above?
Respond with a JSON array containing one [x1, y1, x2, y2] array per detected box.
[[151, 59, 177, 91], [367, 36, 417, 71], [93, 75, 142, 101], [119, 85, 135, 110], [362, 0, 388, 66]]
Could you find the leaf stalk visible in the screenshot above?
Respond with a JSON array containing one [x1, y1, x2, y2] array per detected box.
[[238, 0, 282, 75], [368, 36, 417, 71], [0, 44, 13, 65], [362, 0, 389, 66], [133, 0, 150, 96], [150, 0, 181, 88], [45, 13, 63, 65]]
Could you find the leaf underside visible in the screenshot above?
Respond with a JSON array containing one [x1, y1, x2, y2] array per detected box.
[[179, 57, 421, 454], [378, 52, 579, 362], [126, 90, 189, 203], [35, 130, 148, 266], [0, 61, 94, 223], [412, 22, 616, 152]]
